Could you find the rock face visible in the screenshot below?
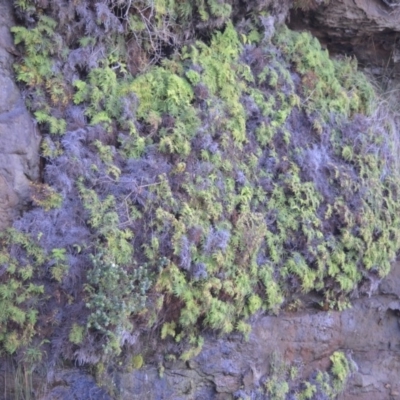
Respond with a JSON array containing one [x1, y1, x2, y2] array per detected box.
[[114, 265, 400, 400], [0, 0, 400, 399], [0, 0, 41, 230], [289, 0, 400, 73], [38, 262, 400, 399]]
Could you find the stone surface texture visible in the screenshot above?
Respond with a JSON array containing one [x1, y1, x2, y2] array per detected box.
[[0, 0, 41, 230], [39, 263, 400, 399], [289, 0, 400, 72]]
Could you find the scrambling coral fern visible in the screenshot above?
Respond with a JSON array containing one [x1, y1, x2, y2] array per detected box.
[[5, 0, 400, 367]]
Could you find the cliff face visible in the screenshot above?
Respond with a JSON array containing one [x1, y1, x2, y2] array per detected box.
[[126, 259, 399, 399], [290, 0, 400, 75], [0, 0, 400, 399], [36, 261, 399, 400], [0, 0, 40, 230]]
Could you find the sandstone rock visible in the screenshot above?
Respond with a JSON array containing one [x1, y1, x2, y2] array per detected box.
[[0, 0, 41, 230]]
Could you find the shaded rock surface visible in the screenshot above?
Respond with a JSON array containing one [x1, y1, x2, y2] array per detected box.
[[41, 371, 112, 400], [289, 0, 400, 75], [38, 262, 400, 399], [0, 0, 41, 230]]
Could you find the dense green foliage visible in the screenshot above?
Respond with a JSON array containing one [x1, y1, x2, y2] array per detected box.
[[0, 230, 44, 354], [1, 1, 399, 386]]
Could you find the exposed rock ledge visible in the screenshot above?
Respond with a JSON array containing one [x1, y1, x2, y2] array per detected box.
[[29, 262, 399, 400], [100, 264, 400, 400], [289, 0, 400, 74], [0, 0, 40, 230]]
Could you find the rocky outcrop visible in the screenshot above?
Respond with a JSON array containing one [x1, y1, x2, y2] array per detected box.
[[0, 0, 41, 230], [114, 264, 400, 399], [33, 262, 400, 399], [289, 0, 400, 73]]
